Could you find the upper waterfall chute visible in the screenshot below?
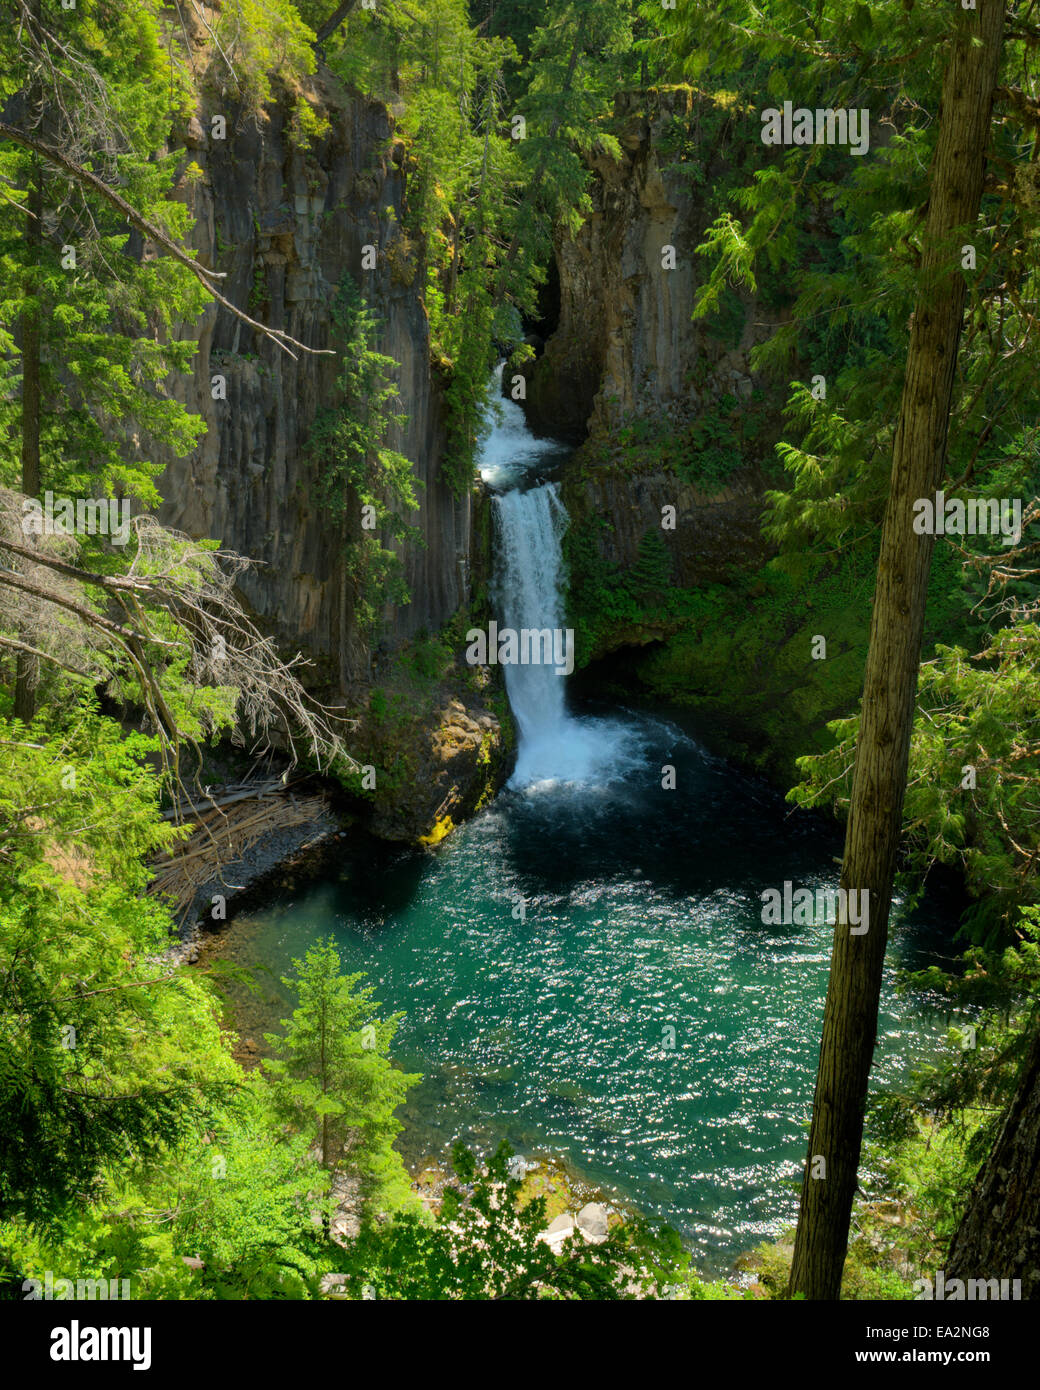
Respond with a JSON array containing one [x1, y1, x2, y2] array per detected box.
[[477, 363, 567, 492]]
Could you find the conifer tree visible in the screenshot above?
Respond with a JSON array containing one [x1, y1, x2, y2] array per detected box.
[[788, 0, 1007, 1299], [264, 940, 418, 1212]]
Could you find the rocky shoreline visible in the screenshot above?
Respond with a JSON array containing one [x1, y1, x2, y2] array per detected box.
[[161, 812, 345, 967], [413, 1151, 621, 1244]]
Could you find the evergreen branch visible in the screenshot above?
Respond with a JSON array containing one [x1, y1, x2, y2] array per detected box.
[[0, 121, 333, 360]]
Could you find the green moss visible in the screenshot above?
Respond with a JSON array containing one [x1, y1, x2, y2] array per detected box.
[[563, 494, 881, 785], [632, 558, 875, 781]]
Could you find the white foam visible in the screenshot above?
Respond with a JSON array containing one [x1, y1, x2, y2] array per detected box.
[[477, 364, 563, 489]]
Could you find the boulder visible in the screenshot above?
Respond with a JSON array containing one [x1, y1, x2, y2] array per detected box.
[[576, 1202, 609, 1244], [538, 1213, 575, 1250]]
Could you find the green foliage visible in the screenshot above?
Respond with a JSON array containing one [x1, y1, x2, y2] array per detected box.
[[212, 0, 324, 136], [0, 705, 239, 1227], [0, 244, 205, 500], [305, 274, 419, 631], [334, 1139, 697, 1299], [471, 0, 551, 69], [309, 275, 416, 527], [155, 1083, 331, 1299], [0, 6, 380, 1292], [559, 0, 1040, 971], [263, 939, 419, 1214], [790, 625, 1040, 944], [1, 1083, 333, 1301], [1, 1203, 201, 1303], [563, 516, 683, 660], [607, 395, 768, 489], [0, 707, 416, 1297], [1, 0, 1037, 1307], [563, 506, 881, 782], [0, 8, 210, 509], [650, 2, 1040, 580], [854, 912, 1040, 1283], [312, 0, 649, 494], [627, 528, 674, 599]]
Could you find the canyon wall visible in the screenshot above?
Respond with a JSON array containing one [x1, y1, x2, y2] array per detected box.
[[525, 87, 773, 450], [528, 89, 867, 785], [156, 66, 467, 694], [147, 52, 511, 842], [526, 87, 780, 618]]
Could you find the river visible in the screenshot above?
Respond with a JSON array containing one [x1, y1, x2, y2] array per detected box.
[[207, 372, 954, 1270]]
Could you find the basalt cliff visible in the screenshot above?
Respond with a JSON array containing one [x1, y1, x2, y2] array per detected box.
[[523, 88, 870, 783], [152, 57, 507, 843]]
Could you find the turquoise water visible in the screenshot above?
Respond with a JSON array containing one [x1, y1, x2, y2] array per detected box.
[[211, 706, 954, 1270]]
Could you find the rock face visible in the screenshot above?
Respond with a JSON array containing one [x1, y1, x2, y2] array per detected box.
[[537, 1213, 576, 1252], [364, 696, 512, 844], [563, 467, 769, 592], [140, 53, 515, 841], [575, 1202, 609, 1244], [524, 87, 773, 444], [537, 1203, 610, 1249], [524, 87, 784, 616], [518, 88, 852, 787], [156, 67, 468, 692]]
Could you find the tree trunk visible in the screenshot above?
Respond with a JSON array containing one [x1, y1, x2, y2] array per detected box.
[[14, 33, 43, 725], [315, 0, 359, 47], [20, 160, 41, 503], [788, 1, 1006, 1300], [946, 1025, 1040, 1298], [320, 997, 329, 1169]]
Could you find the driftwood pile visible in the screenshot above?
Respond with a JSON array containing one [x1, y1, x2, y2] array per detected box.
[[148, 779, 328, 911]]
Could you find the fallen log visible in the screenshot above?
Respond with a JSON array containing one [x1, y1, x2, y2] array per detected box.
[[148, 794, 330, 910], [160, 778, 292, 821]]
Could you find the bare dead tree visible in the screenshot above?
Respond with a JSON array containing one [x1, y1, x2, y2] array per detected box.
[[0, 492, 357, 816]]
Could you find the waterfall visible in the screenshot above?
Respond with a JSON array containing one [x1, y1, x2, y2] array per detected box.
[[493, 483, 569, 747], [477, 363, 563, 491], [480, 368, 644, 790]]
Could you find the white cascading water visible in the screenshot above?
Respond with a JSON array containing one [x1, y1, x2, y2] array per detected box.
[[479, 368, 644, 790], [493, 483, 568, 763], [476, 363, 563, 491]]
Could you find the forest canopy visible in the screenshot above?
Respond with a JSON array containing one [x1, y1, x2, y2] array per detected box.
[[0, 0, 1037, 1319]]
